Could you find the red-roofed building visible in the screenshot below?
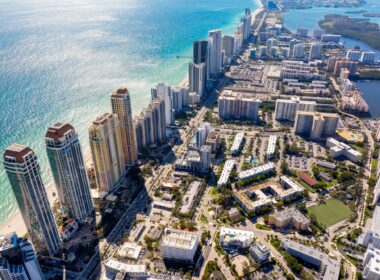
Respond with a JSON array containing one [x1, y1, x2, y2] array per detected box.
[[299, 172, 318, 187]]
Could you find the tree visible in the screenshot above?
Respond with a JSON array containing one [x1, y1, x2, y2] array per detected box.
[[300, 270, 314, 280], [310, 213, 317, 224], [312, 165, 320, 176]]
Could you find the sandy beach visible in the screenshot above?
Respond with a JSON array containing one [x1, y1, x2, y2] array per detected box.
[[0, 153, 94, 236]]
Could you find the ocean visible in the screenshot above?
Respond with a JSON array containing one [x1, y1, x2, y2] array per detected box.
[[0, 0, 260, 225]]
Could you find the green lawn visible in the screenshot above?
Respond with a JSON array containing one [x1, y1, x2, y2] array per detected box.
[[255, 223, 272, 231], [210, 187, 219, 197], [307, 199, 352, 227]]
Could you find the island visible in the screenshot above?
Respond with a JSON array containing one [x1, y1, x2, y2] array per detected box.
[[319, 14, 380, 49]]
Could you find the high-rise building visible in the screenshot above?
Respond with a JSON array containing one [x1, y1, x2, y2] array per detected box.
[[296, 28, 308, 38], [89, 113, 125, 194], [3, 144, 61, 256], [111, 87, 138, 166], [151, 83, 174, 126], [170, 86, 189, 113], [376, 123, 380, 142], [312, 29, 325, 39], [292, 43, 305, 59], [193, 40, 208, 64], [346, 50, 362, 62], [294, 111, 339, 139], [241, 8, 252, 41], [46, 123, 93, 222], [207, 30, 222, 76], [275, 97, 316, 121], [266, 38, 278, 55], [162, 229, 199, 262], [189, 63, 206, 98], [134, 98, 166, 151], [361, 51, 376, 64], [321, 34, 341, 43], [0, 233, 44, 280], [218, 91, 261, 121], [196, 122, 212, 148], [309, 43, 322, 60], [222, 35, 236, 63], [333, 59, 358, 77], [289, 39, 299, 54]]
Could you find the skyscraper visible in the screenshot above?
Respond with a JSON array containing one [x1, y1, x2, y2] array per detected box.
[[207, 30, 222, 76], [222, 35, 236, 63], [89, 113, 125, 193], [46, 122, 94, 222], [3, 144, 61, 256], [193, 40, 208, 64], [189, 63, 206, 98], [134, 98, 166, 151], [0, 233, 44, 280], [241, 8, 252, 41], [170, 86, 189, 112], [111, 87, 138, 166], [151, 83, 174, 126]]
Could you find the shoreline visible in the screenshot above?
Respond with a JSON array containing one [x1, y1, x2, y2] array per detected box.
[[0, 152, 93, 236], [0, 1, 264, 236]]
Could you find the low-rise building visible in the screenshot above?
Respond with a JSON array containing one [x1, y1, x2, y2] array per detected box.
[[105, 259, 147, 279], [237, 162, 276, 181], [282, 239, 340, 280], [162, 229, 199, 262], [326, 138, 362, 163], [228, 208, 241, 223], [277, 176, 303, 201], [316, 160, 337, 170], [117, 242, 142, 260], [152, 200, 176, 211], [231, 132, 245, 156], [179, 181, 202, 215], [233, 190, 274, 213], [266, 135, 277, 159], [217, 159, 235, 188], [249, 243, 270, 264], [220, 227, 254, 249], [363, 245, 380, 280], [299, 172, 318, 187], [269, 208, 310, 232]]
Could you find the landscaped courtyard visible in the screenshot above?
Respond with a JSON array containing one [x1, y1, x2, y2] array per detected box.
[[307, 199, 352, 227]]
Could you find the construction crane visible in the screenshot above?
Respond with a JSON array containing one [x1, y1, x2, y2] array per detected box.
[[176, 55, 192, 59]]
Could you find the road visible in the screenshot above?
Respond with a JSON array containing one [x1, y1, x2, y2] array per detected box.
[[330, 77, 374, 227]]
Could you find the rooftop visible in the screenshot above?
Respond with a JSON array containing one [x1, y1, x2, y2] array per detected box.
[[3, 144, 33, 163], [162, 229, 199, 250], [45, 122, 74, 141]]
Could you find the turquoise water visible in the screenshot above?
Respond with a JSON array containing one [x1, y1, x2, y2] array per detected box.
[[0, 0, 259, 224], [283, 0, 380, 59]]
